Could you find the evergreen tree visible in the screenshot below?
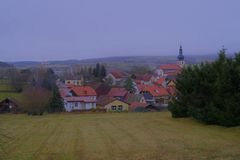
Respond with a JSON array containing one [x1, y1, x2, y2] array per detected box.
[[169, 49, 240, 127], [49, 86, 64, 113], [93, 63, 101, 77], [100, 65, 106, 78], [124, 77, 136, 93]]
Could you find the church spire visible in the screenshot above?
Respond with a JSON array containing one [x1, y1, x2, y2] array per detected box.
[[177, 45, 185, 67], [178, 45, 184, 61]]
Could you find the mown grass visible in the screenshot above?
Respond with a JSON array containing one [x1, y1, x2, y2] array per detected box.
[[0, 112, 240, 160], [0, 92, 24, 101]]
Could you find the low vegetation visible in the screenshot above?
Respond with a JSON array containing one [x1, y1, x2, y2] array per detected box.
[[0, 112, 240, 160]]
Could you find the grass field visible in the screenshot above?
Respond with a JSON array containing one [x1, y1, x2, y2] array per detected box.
[[0, 112, 240, 160], [0, 92, 24, 102], [0, 84, 14, 92]]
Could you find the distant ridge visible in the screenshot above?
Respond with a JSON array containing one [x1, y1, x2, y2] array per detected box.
[[9, 55, 218, 68], [0, 61, 13, 68]]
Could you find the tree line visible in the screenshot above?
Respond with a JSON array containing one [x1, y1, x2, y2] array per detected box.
[[169, 49, 240, 127]]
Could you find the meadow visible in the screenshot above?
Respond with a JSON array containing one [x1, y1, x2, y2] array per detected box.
[[0, 112, 240, 160]]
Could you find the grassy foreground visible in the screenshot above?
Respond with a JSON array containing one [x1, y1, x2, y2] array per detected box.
[[0, 112, 240, 160]]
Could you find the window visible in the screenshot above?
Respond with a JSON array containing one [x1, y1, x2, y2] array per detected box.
[[118, 105, 123, 111], [111, 106, 116, 111], [75, 102, 78, 107]]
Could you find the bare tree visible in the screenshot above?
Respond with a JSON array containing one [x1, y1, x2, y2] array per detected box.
[[20, 86, 52, 115]]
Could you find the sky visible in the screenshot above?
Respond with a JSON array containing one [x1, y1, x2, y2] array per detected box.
[[0, 0, 240, 61]]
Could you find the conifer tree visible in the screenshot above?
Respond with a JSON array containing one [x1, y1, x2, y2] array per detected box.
[[100, 65, 106, 78], [49, 86, 64, 113], [169, 49, 240, 126], [124, 77, 135, 93]]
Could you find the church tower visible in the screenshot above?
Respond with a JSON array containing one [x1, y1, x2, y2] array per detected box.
[[177, 45, 185, 67]]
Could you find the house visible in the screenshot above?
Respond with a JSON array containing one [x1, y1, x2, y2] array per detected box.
[[97, 96, 129, 112], [167, 79, 176, 87], [0, 98, 20, 113], [65, 79, 84, 86], [108, 87, 128, 101], [141, 92, 155, 105], [62, 86, 97, 112], [156, 64, 182, 77], [105, 70, 128, 85], [135, 74, 155, 85], [137, 84, 170, 105], [154, 77, 166, 88], [124, 93, 146, 104]]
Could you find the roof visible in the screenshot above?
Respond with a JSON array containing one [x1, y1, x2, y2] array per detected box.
[[110, 70, 128, 79], [130, 102, 148, 108], [137, 84, 169, 97], [108, 87, 128, 97], [155, 77, 165, 85], [124, 93, 144, 104], [136, 74, 153, 82], [0, 97, 19, 106], [97, 96, 128, 106], [97, 96, 116, 106], [95, 83, 111, 96], [167, 87, 176, 96], [142, 92, 154, 100], [160, 64, 181, 71], [71, 86, 96, 96]]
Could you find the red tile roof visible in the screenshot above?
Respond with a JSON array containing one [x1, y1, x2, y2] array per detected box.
[[155, 77, 165, 85], [110, 70, 127, 79], [167, 87, 176, 96], [160, 64, 181, 71], [71, 86, 96, 96], [108, 87, 128, 97], [137, 84, 169, 97], [136, 74, 153, 82]]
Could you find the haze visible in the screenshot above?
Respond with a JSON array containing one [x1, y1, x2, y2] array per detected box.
[[0, 0, 240, 61]]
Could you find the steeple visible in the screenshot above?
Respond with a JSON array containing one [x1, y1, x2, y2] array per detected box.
[[177, 45, 185, 67], [178, 45, 184, 61]]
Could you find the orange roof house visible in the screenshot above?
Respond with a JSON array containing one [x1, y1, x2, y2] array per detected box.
[[137, 84, 170, 105], [71, 86, 97, 96], [63, 86, 97, 112]]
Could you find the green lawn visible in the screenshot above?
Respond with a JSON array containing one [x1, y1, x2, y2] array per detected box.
[[0, 112, 240, 160], [0, 84, 15, 92], [0, 92, 24, 102]]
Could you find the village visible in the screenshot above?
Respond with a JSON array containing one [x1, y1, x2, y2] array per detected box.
[[57, 46, 185, 113], [0, 46, 185, 114]]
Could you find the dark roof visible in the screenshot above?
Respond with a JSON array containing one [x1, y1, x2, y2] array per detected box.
[[142, 93, 154, 100], [108, 87, 128, 97], [97, 96, 128, 106], [0, 97, 19, 106], [110, 70, 128, 79], [95, 84, 111, 97]]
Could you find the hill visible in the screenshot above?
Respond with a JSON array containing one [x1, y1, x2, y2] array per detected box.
[[10, 54, 218, 69], [0, 61, 13, 68]]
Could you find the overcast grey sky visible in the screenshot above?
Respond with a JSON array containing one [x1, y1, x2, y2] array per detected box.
[[0, 0, 240, 61]]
